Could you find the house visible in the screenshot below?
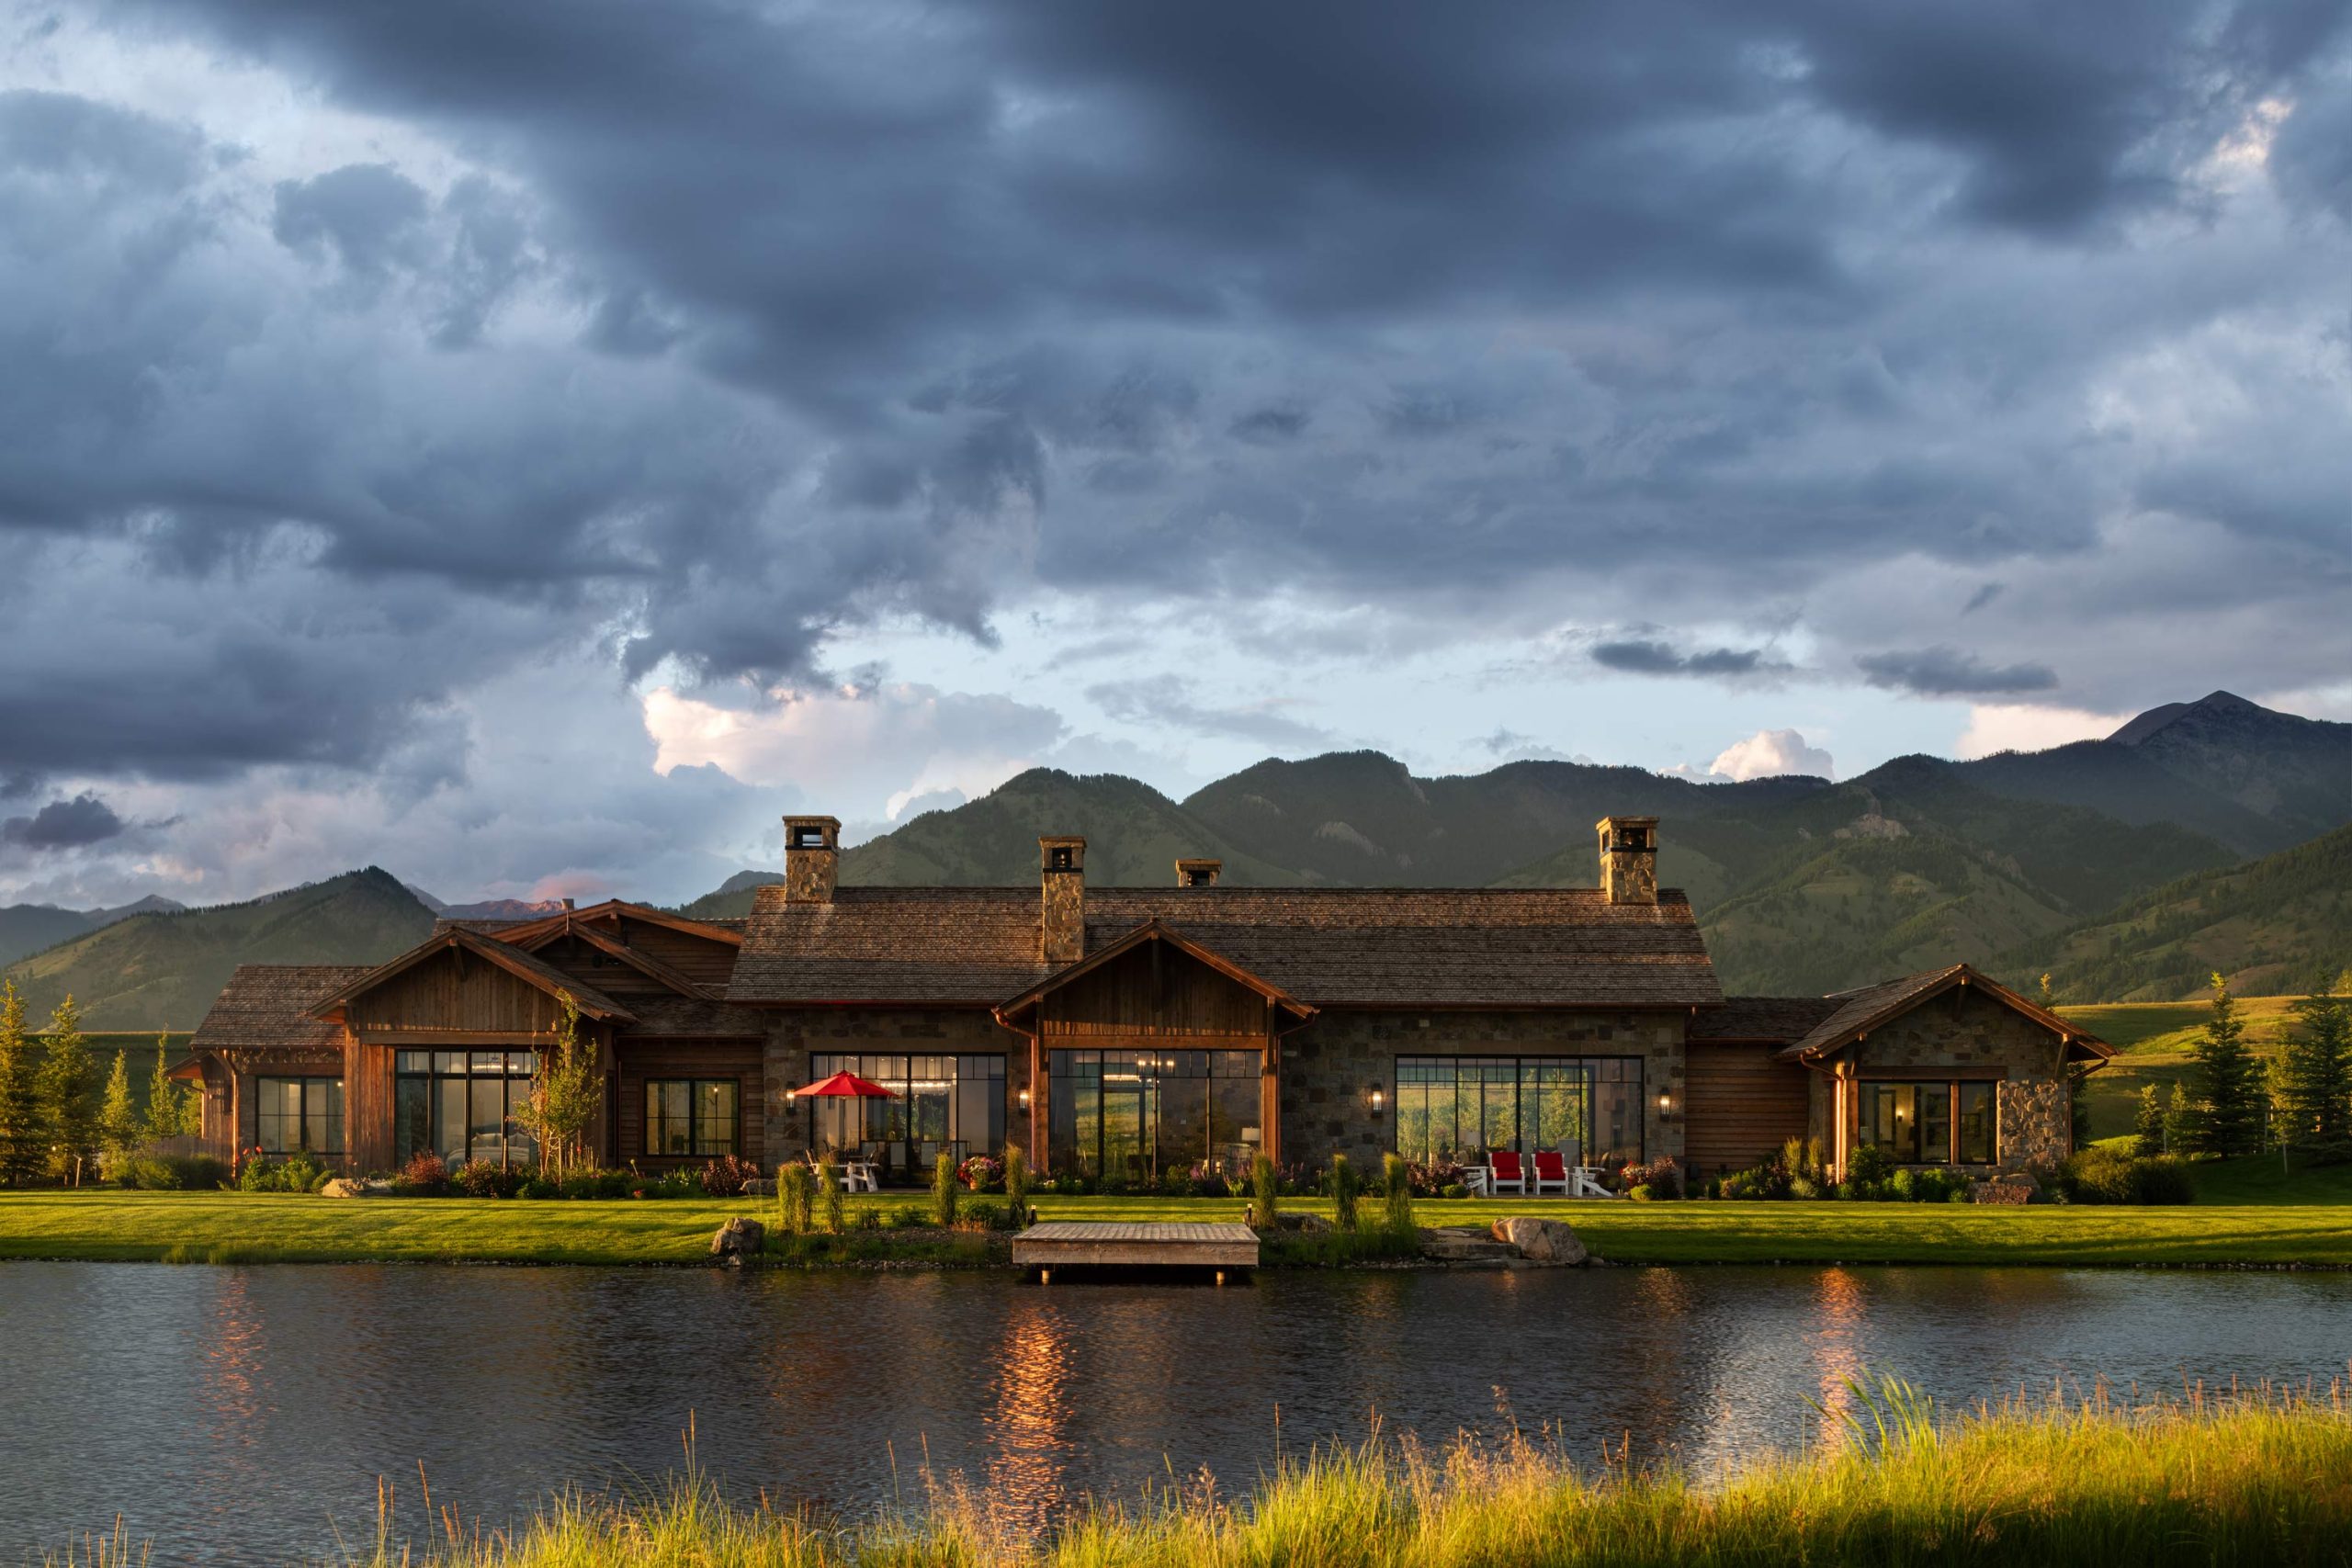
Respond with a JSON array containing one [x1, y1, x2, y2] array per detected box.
[[177, 814, 2108, 1182]]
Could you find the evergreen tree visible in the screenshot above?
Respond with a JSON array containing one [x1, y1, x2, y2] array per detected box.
[[36, 997, 98, 1183], [2279, 972, 2352, 1164], [2132, 1083, 2165, 1157], [143, 1033, 192, 1145], [2184, 973, 2266, 1157], [519, 993, 599, 1176], [0, 982, 40, 1187], [2161, 1081, 2191, 1159], [97, 1050, 140, 1178]]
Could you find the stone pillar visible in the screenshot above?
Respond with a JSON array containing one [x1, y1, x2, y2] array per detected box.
[[1596, 816, 1659, 905], [1040, 836, 1085, 964], [784, 816, 840, 904]]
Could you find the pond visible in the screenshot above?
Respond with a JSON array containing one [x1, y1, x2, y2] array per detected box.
[[2, 1262, 2348, 1565]]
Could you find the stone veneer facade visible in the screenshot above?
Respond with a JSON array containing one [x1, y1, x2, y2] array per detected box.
[[1276, 1007, 1686, 1171], [1807, 983, 2075, 1173]]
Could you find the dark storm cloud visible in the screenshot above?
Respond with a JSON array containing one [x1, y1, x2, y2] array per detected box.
[[0, 794, 125, 850], [10, 0, 2352, 799], [1591, 639, 1791, 678], [1858, 647, 2060, 695]]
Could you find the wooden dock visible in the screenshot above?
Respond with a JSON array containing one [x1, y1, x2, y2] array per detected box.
[[1012, 1222, 1259, 1279]]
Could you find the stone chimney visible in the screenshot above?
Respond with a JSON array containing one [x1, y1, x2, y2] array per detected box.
[[784, 816, 841, 904], [1175, 858, 1223, 887], [1041, 835, 1086, 964], [1596, 816, 1658, 906]]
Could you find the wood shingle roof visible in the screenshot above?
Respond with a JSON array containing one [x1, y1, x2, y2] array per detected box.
[[729, 884, 1723, 1009], [189, 964, 371, 1055]]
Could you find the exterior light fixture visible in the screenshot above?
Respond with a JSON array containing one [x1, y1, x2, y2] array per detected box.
[[1657, 1091, 1673, 1114], [1368, 1084, 1385, 1114], [1018, 1088, 1032, 1110]]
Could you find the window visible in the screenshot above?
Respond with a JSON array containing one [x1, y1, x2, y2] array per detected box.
[[645, 1078, 739, 1157], [807, 1054, 1005, 1166], [1046, 1048, 1259, 1179], [1859, 1081, 1999, 1166], [255, 1077, 343, 1156], [394, 1050, 538, 1168], [1392, 1055, 1645, 1169]]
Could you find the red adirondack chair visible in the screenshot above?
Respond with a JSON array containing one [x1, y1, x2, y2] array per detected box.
[[1487, 1148, 1528, 1195]]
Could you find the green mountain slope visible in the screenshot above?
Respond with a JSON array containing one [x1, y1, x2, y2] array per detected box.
[[0, 868, 435, 1031], [2003, 825, 2352, 1002], [0, 896, 187, 968]]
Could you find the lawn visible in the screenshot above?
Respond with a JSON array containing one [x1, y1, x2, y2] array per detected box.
[[3, 1162, 2349, 1269], [2059, 995, 2304, 1140]]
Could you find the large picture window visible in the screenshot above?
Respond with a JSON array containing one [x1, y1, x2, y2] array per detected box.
[[806, 1054, 1004, 1171], [1392, 1055, 1645, 1169], [1859, 1080, 1998, 1165], [1046, 1048, 1260, 1179], [394, 1050, 539, 1168], [646, 1078, 739, 1157], [255, 1077, 344, 1156]]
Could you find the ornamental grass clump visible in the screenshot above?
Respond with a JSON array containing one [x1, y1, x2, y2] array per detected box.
[[1381, 1150, 1415, 1240], [933, 1151, 959, 1228], [1249, 1152, 1278, 1229], [1002, 1143, 1029, 1225], [1329, 1151, 1361, 1230], [775, 1163, 814, 1235], [817, 1160, 843, 1235]]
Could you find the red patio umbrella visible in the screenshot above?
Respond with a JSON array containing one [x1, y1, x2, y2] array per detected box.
[[792, 1070, 897, 1099]]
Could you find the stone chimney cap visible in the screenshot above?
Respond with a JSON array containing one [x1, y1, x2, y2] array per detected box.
[[1176, 858, 1223, 887], [1039, 835, 1086, 873], [785, 816, 841, 849]]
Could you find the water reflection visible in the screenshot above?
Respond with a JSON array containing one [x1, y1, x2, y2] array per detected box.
[[1810, 1268, 1868, 1448], [1, 1261, 2348, 1568]]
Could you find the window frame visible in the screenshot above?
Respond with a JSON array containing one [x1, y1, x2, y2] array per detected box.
[[1857, 1079, 2002, 1167], [393, 1049, 539, 1168], [1390, 1054, 1645, 1169], [643, 1077, 741, 1159], [254, 1075, 345, 1157]]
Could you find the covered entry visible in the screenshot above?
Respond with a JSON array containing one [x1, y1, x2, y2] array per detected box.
[[995, 919, 1315, 1179]]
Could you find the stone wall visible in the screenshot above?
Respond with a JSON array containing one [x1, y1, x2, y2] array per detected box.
[[757, 1008, 1033, 1166], [1277, 1008, 1686, 1172]]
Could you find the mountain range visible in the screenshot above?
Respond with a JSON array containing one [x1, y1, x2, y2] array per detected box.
[[6, 692, 2346, 1027], [0, 895, 187, 970]]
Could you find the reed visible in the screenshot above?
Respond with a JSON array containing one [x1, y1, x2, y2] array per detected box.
[[91, 1378, 2350, 1568]]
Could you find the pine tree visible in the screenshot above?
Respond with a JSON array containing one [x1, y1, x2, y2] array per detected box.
[[2279, 972, 2352, 1164], [35, 995, 97, 1184], [0, 982, 40, 1187], [2185, 973, 2267, 1157], [97, 1050, 140, 1179], [2132, 1083, 2165, 1156], [143, 1033, 192, 1145], [2161, 1081, 2191, 1159]]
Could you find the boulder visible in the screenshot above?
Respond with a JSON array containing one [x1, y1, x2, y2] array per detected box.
[[1490, 1215, 1588, 1266], [1973, 1181, 2033, 1206], [319, 1178, 364, 1199], [1275, 1212, 1332, 1234], [710, 1216, 765, 1264], [743, 1179, 777, 1198]]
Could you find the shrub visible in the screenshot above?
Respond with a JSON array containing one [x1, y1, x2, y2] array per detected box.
[[957, 1199, 1011, 1233], [237, 1156, 281, 1192], [1439, 1183, 1467, 1201], [1156, 1167, 1195, 1199], [596, 1170, 633, 1200], [399, 1150, 451, 1197], [700, 1155, 761, 1198], [776, 1164, 815, 1234], [1788, 1175, 1823, 1201], [2060, 1146, 2196, 1206], [933, 1151, 960, 1227], [1845, 1144, 1893, 1190], [281, 1152, 326, 1193], [518, 1175, 559, 1200], [124, 1154, 229, 1191], [1406, 1158, 1468, 1198], [1329, 1153, 1361, 1230], [956, 1154, 1003, 1192], [889, 1201, 929, 1229], [1628, 1183, 1656, 1201], [1620, 1156, 1683, 1199], [455, 1161, 524, 1199], [559, 1168, 605, 1201]]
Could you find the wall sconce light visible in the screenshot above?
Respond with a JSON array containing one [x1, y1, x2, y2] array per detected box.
[[1657, 1090, 1674, 1116], [1018, 1088, 1032, 1110], [1368, 1083, 1385, 1115]]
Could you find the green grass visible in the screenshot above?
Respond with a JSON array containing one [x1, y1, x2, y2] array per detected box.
[[2059, 994, 2304, 1139], [6, 1171, 2352, 1268], [48, 1381, 2352, 1567]]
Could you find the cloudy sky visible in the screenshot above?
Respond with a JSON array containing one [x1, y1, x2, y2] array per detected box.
[[3, 1, 2348, 908]]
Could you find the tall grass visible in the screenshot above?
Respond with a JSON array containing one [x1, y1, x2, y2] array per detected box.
[[74, 1379, 2352, 1568]]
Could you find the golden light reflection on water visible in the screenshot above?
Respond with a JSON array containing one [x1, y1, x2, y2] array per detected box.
[[979, 1301, 1075, 1533], [1810, 1268, 1867, 1449]]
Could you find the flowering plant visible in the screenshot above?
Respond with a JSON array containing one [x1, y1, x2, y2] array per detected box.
[[956, 1154, 1004, 1192]]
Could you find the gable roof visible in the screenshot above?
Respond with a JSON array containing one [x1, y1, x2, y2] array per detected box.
[[189, 964, 373, 1056], [518, 917, 721, 1000], [994, 919, 1317, 1027], [307, 926, 634, 1023], [1772, 964, 2110, 1065], [436, 900, 745, 945], [729, 884, 1722, 1010]]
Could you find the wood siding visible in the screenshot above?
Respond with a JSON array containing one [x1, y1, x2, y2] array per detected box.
[[1683, 1042, 1811, 1175], [620, 920, 740, 987], [345, 1038, 394, 1172], [346, 947, 570, 1038], [615, 1039, 763, 1165], [1038, 942, 1272, 1039]]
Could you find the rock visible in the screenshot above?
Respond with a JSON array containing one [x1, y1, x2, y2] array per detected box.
[[743, 1179, 776, 1197], [710, 1216, 764, 1264], [1274, 1212, 1332, 1234], [319, 1178, 364, 1199], [1422, 1226, 1524, 1266], [1973, 1181, 2034, 1206], [1998, 1170, 2042, 1193], [1489, 1215, 1588, 1266]]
